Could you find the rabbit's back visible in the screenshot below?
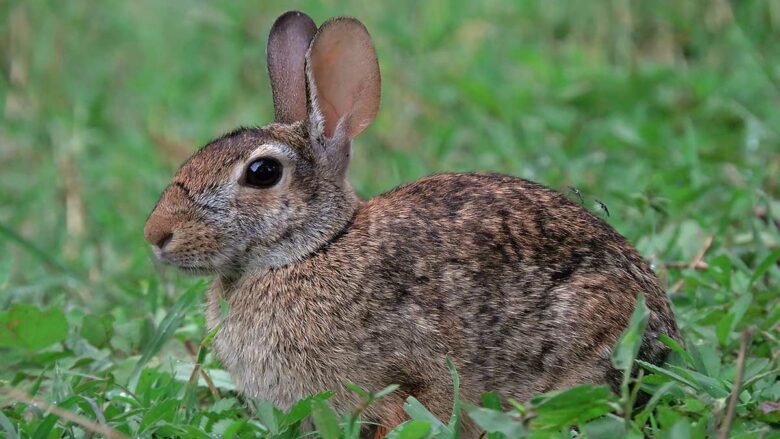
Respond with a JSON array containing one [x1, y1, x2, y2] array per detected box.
[[208, 172, 679, 420], [349, 173, 677, 391]]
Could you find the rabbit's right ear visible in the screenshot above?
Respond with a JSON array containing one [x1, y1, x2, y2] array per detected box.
[[305, 17, 380, 172], [267, 11, 317, 124]]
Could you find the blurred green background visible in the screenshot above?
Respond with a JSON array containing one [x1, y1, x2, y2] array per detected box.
[[1, 0, 780, 437], [2, 0, 779, 307]]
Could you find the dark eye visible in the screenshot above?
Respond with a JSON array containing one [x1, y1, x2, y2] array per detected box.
[[244, 157, 283, 188]]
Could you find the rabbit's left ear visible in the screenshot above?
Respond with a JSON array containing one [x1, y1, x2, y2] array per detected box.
[[306, 17, 381, 145], [267, 11, 317, 124]]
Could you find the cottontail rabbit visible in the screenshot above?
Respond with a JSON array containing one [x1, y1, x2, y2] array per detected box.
[[144, 11, 681, 437]]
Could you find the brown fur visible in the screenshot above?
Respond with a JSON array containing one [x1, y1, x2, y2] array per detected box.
[[144, 11, 681, 437]]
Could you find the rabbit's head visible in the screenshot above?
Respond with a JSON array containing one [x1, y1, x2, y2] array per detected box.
[[144, 12, 380, 276]]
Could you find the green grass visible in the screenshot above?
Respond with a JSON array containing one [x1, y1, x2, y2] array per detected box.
[[1, 0, 779, 437]]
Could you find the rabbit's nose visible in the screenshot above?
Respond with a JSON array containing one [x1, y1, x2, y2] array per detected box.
[[144, 213, 175, 249], [154, 232, 174, 249]]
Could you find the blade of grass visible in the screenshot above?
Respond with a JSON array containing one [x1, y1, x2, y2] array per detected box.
[[0, 409, 18, 439], [0, 387, 129, 439], [0, 221, 80, 279], [447, 357, 462, 438], [128, 282, 202, 391]]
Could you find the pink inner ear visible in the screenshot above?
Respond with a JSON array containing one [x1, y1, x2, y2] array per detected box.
[[312, 45, 348, 137], [309, 18, 380, 140]]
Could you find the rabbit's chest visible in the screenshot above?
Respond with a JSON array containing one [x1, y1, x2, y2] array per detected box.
[[212, 316, 305, 408], [206, 284, 349, 409]]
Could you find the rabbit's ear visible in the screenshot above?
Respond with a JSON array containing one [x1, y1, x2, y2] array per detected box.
[[267, 11, 317, 124], [306, 17, 380, 143]]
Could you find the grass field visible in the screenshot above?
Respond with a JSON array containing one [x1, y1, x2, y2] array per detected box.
[[1, 0, 780, 437]]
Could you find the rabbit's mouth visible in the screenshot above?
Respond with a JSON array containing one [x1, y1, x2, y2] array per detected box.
[[152, 244, 239, 277], [177, 265, 218, 276], [151, 246, 216, 275], [158, 258, 219, 276]]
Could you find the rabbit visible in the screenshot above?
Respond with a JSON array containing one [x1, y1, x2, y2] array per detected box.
[[144, 10, 681, 438]]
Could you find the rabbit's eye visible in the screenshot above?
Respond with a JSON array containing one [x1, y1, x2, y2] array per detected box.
[[244, 157, 283, 188]]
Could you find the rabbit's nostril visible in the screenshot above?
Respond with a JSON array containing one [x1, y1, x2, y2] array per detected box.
[[156, 232, 173, 249]]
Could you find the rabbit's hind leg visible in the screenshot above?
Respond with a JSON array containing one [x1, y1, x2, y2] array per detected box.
[[362, 396, 407, 439]]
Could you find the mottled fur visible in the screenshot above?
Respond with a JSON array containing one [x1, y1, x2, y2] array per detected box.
[[144, 11, 681, 437]]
